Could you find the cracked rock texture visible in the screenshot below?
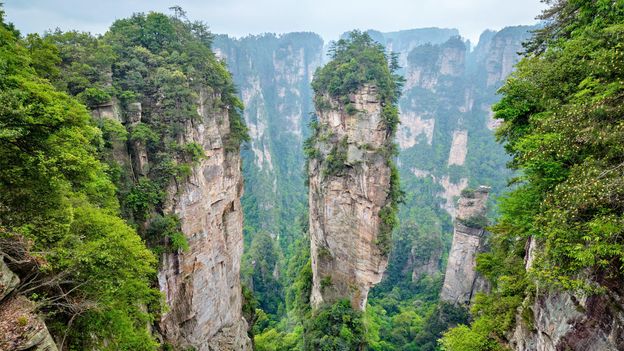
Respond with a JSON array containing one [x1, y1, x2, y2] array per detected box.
[[156, 88, 251, 350], [0, 258, 58, 351], [308, 84, 392, 310], [507, 237, 624, 350], [93, 86, 251, 350], [509, 288, 624, 351]]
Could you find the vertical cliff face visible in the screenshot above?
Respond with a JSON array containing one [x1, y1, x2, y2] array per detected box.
[[409, 242, 444, 282], [366, 27, 535, 299], [506, 239, 624, 351], [78, 15, 254, 349], [157, 89, 251, 350], [440, 186, 490, 304], [480, 29, 527, 87], [308, 84, 392, 310], [92, 89, 251, 350], [509, 288, 624, 351]]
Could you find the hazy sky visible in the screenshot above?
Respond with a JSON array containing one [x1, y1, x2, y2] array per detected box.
[[3, 0, 546, 44]]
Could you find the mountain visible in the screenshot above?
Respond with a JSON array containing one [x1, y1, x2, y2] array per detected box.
[[214, 24, 536, 350]]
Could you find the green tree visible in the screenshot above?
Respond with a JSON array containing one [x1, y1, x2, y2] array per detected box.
[[0, 8, 160, 349], [442, 1, 624, 349]]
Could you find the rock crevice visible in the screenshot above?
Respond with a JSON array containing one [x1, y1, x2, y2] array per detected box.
[[309, 84, 392, 310]]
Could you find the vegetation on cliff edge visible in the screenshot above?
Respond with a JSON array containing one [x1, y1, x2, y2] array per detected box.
[[0, 7, 160, 349], [442, 1, 624, 349]]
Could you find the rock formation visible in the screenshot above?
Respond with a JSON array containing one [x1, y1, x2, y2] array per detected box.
[[212, 28, 535, 313], [509, 288, 624, 351], [440, 186, 490, 304], [91, 87, 251, 350], [308, 84, 393, 310], [0, 258, 58, 351], [387, 26, 534, 217], [506, 237, 624, 351], [156, 89, 251, 350], [410, 243, 444, 282]]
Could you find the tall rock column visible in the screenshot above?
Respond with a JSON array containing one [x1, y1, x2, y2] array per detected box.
[[307, 33, 402, 311], [440, 186, 490, 304], [157, 89, 251, 350]]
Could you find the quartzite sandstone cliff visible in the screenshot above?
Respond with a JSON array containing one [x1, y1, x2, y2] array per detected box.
[[157, 89, 251, 351], [308, 84, 392, 310], [507, 237, 624, 351], [92, 89, 251, 350], [440, 186, 490, 304]]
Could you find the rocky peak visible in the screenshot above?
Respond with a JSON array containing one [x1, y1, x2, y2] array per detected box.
[[308, 84, 393, 310], [456, 185, 489, 219], [440, 186, 490, 305], [404, 37, 467, 91], [156, 89, 251, 351], [472, 26, 534, 87]]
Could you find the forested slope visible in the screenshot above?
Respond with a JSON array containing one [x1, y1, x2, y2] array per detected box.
[[442, 1, 624, 350], [1, 7, 252, 350]]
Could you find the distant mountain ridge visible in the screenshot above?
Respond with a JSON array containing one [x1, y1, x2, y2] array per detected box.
[[212, 27, 536, 345]]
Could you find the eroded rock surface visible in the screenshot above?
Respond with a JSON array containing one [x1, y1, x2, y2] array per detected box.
[[410, 245, 443, 282], [0, 259, 57, 351], [157, 89, 251, 350], [309, 85, 392, 310], [91, 90, 251, 349], [440, 186, 490, 304], [510, 289, 624, 351], [447, 130, 468, 166]]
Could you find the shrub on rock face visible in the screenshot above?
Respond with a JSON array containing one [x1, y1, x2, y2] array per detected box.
[[441, 2, 624, 349]]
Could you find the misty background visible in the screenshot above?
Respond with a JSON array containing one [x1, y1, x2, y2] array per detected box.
[[4, 0, 545, 44]]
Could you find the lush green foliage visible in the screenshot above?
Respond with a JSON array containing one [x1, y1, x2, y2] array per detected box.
[[44, 12, 249, 248], [241, 231, 284, 315], [0, 9, 160, 349], [303, 300, 365, 351], [494, 0, 624, 287], [0, 6, 254, 349], [312, 31, 403, 112], [249, 218, 312, 351], [321, 136, 349, 177], [457, 214, 489, 229], [147, 214, 189, 252], [442, 1, 624, 349]]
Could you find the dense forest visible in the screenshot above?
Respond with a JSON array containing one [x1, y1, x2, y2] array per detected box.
[[1, 0, 624, 350]]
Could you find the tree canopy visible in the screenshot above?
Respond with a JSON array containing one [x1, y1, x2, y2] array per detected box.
[[0, 8, 160, 350]]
